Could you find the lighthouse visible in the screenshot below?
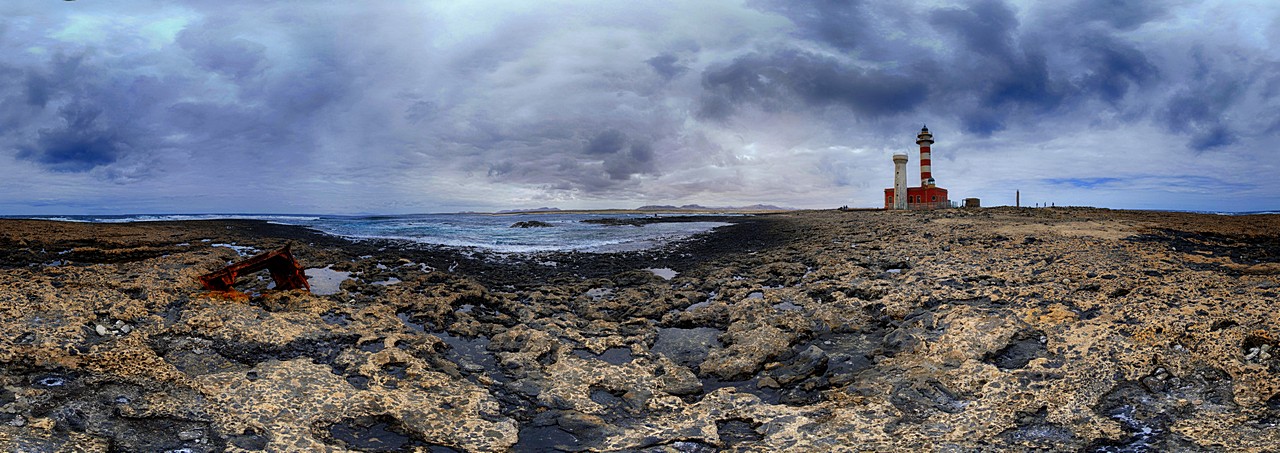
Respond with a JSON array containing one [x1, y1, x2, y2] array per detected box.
[[917, 125, 934, 186], [892, 154, 908, 210], [884, 126, 950, 209]]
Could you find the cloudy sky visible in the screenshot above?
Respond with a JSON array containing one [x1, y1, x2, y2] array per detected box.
[[1, 0, 1277, 214]]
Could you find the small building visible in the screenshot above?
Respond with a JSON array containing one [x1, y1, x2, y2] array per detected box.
[[885, 126, 951, 210]]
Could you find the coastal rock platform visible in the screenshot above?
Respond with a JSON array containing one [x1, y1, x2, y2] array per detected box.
[[2, 208, 1279, 451]]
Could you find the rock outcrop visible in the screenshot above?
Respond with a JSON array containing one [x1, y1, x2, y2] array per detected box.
[[2, 208, 1278, 451]]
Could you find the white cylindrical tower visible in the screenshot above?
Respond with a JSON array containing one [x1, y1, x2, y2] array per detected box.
[[893, 153, 908, 210]]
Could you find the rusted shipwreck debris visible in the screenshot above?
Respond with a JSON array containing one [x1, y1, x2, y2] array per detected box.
[[198, 244, 310, 293]]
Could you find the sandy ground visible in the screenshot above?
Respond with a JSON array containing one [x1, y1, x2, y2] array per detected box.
[[1, 207, 1278, 452]]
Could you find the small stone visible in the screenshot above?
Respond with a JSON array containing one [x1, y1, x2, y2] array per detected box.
[[1061, 278, 1072, 284], [95, 324, 109, 336], [8, 415, 24, 427], [119, 324, 132, 334], [178, 429, 204, 441]]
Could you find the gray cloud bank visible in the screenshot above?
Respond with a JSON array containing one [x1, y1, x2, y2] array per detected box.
[[1, 0, 1277, 213]]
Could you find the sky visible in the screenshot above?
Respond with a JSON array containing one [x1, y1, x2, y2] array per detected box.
[[1, 0, 1278, 214]]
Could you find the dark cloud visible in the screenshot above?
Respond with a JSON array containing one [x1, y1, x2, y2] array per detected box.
[[5, 51, 159, 176], [1068, 0, 1172, 30], [1187, 125, 1235, 151], [16, 102, 125, 172], [584, 129, 629, 155], [21, 53, 86, 108], [166, 101, 295, 147], [697, 49, 927, 120], [603, 139, 655, 180], [647, 54, 687, 80], [1162, 76, 1243, 151], [487, 161, 514, 177], [1076, 37, 1159, 104], [24, 72, 52, 107], [928, 1, 1069, 134], [931, 0, 1019, 58], [176, 21, 267, 81], [578, 130, 659, 180], [750, 0, 870, 51]]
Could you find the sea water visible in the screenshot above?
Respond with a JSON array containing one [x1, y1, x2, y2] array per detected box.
[[16, 213, 733, 253]]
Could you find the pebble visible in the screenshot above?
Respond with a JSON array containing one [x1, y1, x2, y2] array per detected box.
[[178, 429, 204, 441], [95, 324, 109, 336]]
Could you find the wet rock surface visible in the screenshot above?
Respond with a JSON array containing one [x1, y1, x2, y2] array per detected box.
[[3, 208, 1280, 451]]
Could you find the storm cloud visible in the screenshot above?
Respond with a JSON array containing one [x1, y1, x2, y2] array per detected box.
[[0, 0, 1277, 213]]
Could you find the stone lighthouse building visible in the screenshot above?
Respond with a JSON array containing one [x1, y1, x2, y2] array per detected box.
[[884, 126, 950, 209]]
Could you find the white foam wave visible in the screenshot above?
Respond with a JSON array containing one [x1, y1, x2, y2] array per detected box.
[[330, 232, 644, 253], [22, 214, 321, 223]]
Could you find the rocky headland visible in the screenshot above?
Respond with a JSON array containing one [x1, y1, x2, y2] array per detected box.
[[1, 208, 1279, 452]]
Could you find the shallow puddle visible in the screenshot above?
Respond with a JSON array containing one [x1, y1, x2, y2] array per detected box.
[[651, 327, 722, 369], [306, 266, 351, 295], [645, 268, 678, 280]]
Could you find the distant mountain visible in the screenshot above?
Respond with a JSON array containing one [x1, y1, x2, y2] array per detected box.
[[497, 207, 562, 213], [636, 204, 792, 211]]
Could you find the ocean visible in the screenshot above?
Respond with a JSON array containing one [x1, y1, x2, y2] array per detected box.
[[14, 213, 735, 253]]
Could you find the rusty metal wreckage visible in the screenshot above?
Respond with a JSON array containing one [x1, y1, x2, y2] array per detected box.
[[197, 244, 310, 296]]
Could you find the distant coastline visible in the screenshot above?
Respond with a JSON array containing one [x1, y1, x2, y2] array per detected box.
[[493, 204, 794, 216]]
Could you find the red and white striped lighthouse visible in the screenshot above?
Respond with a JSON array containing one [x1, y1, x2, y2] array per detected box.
[[917, 125, 934, 186], [884, 125, 949, 209]]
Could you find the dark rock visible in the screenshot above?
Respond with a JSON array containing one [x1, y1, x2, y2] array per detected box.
[[997, 406, 1078, 449], [573, 347, 634, 365], [510, 221, 554, 228], [658, 365, 703, 396], [651, 327, 722, 369], [514, 425, 584, 452], [716, 418, 762, 447], [1089, 367, 1236, 451], [985, 330, 1047, 370], [228, 428, 270, 451], [890, 380, 967, 422], [324, 415, 425, 452], [766, 345, 828, 386], [557, 411, 616, 446]]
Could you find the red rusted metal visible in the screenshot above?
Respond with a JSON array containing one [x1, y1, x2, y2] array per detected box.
[[198, 244, 310, 293]]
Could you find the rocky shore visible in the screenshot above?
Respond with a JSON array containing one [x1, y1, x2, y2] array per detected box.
[[2, 208, 1279, 452]]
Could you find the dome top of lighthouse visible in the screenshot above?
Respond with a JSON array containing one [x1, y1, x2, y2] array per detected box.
[[916, 125, 934, 145]]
